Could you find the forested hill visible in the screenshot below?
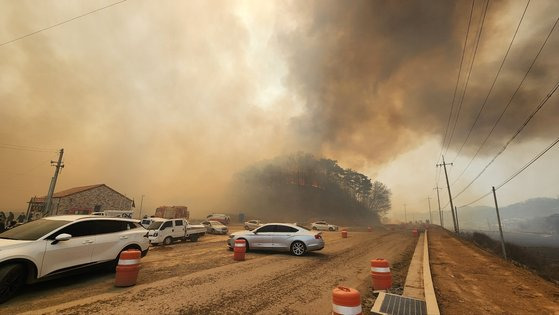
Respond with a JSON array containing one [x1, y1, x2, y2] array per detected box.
[[229, 153, 391, 225]]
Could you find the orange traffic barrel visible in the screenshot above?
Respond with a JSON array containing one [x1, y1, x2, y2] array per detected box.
[[412, 229, 418, 237], [332, 286, 362, 315], [115, 249, 141, 287], [341, 230, 348, 238], [233, 239, 246, 261], [370, 258, 392, 290], [367, 227, 372, 232]]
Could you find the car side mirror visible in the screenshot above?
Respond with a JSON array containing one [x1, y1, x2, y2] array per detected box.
[[51, 233, 72, 245]]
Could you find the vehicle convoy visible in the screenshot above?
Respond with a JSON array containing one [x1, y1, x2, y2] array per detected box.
[[0, 215, 149, 303], [206, 213, 230, 225], [311, 221, 339, 231], [228, 223, 324, 256], [148, 218, 205, 245], [201, 220, 228, 235], [244, 219, 263, 230]]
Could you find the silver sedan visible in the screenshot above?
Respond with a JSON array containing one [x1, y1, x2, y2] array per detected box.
[[227, 223, 324, 256]]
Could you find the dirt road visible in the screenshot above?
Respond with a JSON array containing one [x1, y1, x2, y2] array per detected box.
[[429, 227, 559, 314], [1, 227, 414, 314]]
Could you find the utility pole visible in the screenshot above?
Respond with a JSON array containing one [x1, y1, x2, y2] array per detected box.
[[139, 195, 145, 219], [454, 206, 460, 234], [404, 204, 407, 223], [44, 148, 64, 217], [427, 196, 433, 225], [492, 186, 507, 260], [437, 156, 457, 233], [434, 186, 443, 227]]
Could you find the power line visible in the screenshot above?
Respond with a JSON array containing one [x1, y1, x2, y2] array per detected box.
[[445, 0, 490, 157], [451, 0, 531, 166], [435, 0, 476, 185], [451, 14, 559, 194], [0, 143, 57, 153], [495, 136, 559, 190], [0, 0, 127, 48], [454, 78, 559, 199], [460, 135, 559, 207]]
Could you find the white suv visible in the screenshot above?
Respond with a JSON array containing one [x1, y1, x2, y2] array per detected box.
[[0, 215, 149, 303]]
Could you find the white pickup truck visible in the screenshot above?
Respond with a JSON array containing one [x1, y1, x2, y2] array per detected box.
[[147, 218, 206, 245]]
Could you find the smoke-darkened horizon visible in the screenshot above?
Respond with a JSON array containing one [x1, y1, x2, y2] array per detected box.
[[1, 0, 558, 218]]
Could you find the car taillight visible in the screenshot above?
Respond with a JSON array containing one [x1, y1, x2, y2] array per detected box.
[[315, 234, 322, 239]]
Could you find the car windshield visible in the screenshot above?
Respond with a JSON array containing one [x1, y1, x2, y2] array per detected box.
[[147, 221, 163, 230], [0, 219, 71, 241]]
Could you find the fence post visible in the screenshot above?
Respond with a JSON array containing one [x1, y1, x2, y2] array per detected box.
[[492, 186, 507, 260]]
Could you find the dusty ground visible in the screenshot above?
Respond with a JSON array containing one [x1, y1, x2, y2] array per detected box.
[[429, 227, 559, 315], [1, 226, 414, 314]]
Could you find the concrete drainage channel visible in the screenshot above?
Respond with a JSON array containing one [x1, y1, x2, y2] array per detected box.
[[330, 228, 441, 315], [369, 230, 440, 315]]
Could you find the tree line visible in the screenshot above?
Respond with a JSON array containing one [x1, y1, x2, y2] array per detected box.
[[230, 153, 391, 225]]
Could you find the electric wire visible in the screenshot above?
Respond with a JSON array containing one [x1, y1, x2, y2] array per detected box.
[[451, 0, 531, 168], [445, 0, 490, 157], [435, 0, 476, 186], [451, 15, 559, 197], [454, 78, 559, 200], [459, 135, 559, 207], [0, 0, 127, 48]]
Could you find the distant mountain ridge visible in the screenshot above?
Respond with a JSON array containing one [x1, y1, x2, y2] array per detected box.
[[457, 197, 559, 233]]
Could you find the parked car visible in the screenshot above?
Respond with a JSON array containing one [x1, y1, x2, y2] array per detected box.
[[147, 218, 206, 245], [91, 210, 134, 218], [228, 223, 324, 256], [206, 214, 230, 225], [201, 220, 228, 235], [311, 221, 339, 231], [140, 217, 155, 229], [244, 220, 263, 230], [0, 215, 149, 303]]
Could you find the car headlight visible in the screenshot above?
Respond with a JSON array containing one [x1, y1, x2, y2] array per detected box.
[[153, 232, 158, 237]]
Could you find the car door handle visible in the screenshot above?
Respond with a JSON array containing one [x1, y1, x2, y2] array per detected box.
[[120, 236, 128, 239], [82, 240, 94, 244]]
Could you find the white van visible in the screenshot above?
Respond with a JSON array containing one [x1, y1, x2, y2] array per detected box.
[[147, 218, 206, 245]]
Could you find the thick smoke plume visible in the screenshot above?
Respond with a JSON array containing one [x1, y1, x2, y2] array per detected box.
[[1, 1, 558, 216], [282, 0, 559, 168]]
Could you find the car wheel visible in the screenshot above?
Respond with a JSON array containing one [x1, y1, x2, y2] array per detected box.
[[0, 264, 26, 303], [239, 238, 249, 252], [163, 237, 173, 245], [290, 241, 306, 256], [189, 234, 199, 242], [329, 227, 334, 231]]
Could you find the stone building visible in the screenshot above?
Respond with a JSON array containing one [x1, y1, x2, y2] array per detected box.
[[26, 184, 134, 220]]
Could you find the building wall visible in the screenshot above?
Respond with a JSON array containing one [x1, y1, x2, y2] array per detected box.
[[55, 185, 133, 215]]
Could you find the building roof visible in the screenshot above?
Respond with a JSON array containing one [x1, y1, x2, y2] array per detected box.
[[31, 184, 133, 203]]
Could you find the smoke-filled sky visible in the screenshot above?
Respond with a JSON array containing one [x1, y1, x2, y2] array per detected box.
[[1, 0, 558, 220]]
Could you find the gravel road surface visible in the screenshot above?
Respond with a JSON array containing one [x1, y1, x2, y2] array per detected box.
[[2, 227, 414, 314]]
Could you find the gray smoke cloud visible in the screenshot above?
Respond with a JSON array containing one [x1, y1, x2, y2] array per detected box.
[[281, 0, 559, 168], [1, 0, 558, 216]]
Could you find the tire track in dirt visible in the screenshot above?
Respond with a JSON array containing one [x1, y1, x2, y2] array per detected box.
[[40, 231, 412, 315]]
